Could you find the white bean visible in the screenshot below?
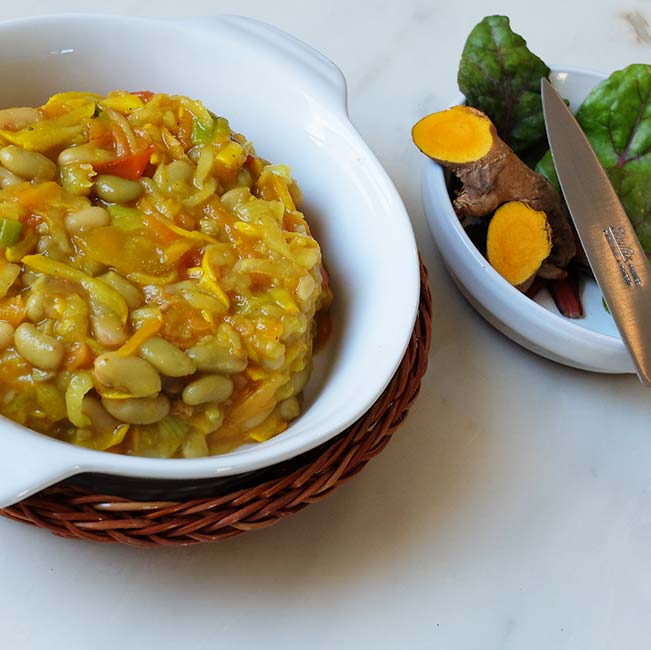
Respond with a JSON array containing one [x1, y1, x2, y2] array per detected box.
[[98, 271, 143, 310], [64, 206, 110, 234], [276, 365, 311, 401], [58, 143, 114, 166], [187, 339, 247, 373], [202, 405, 224, 430], [94, 174, 142, 203], [139, 337, 196, 377], [81, 396, 123, 437], [291, 366, 311, 395], [25, 292, 45, 322], [0, 166, 23, 188], [182, 375, 233, 406], [0, 263, 20, 298], [220, 187, 252, 211], [21, 271, 39, 287], [0, 145, 56, 181], [14, 323, 64, 370], [91, 313, 127, 348], [166, 160, 194, 184], [102, 394, 170, 424], [0, 107, 40, 130], [0, 320, 14, 351], [94, 353, 161, 397], [278, 397, 301, 421]]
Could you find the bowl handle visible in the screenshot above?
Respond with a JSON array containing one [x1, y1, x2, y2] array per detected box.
[[183, 15, 349, 116], [0, 426, 81, 508]]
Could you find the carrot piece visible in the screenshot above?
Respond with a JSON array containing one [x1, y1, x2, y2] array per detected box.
[[270, 174, 296, 212], [115, 316, 162, 357], [0, 295, 25, 327], [93, 145, 156, 180], [63, 342, 93, 370], [177, 109, 194, 150], [18, 182, 60, 209]]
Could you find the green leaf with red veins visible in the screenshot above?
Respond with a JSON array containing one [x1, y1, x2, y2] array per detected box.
[[458, 15, 550, 156], [575, 64, 651, 251]]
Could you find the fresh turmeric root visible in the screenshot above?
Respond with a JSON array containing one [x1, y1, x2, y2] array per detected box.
[[486, 201, 551, 291], [412, 105, 575, 278]]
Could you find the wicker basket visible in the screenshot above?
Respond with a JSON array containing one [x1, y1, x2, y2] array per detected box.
[[0, 260, 431, 547]]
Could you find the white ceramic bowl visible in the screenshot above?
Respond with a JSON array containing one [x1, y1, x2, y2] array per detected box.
[[422, 67, 633, 375], [0, 14, 420, 507]]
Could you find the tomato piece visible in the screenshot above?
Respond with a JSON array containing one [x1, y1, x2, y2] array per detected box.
[[93, 144, 156, 180], [177, 247, 204, 275], [131, 90, 155, 103], [175, 211, 195, 231], [160, 301, 213, 348], [21, 213, 43, 230], [249, 273, 271, 291], [142, 214, 180, 245], [89, 119, 113, 148], [245, 154, 264, 179], [110, 126, 130, 158]]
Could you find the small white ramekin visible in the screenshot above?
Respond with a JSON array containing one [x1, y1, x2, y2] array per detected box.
[[421, 66, 632, 375]]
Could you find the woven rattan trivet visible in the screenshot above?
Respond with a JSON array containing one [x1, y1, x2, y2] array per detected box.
[[1, 260, 431, 547]]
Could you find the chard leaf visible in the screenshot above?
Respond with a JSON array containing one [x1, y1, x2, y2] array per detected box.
[[535, 149, 559, 190], [575, 64, 651, 251], [538, 64, 651, 252], [458, 15, 550, 155]]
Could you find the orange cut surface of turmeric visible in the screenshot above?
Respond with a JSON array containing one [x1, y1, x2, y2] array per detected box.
[[412, 105, 494, 163], [486, 201, 551, 289]]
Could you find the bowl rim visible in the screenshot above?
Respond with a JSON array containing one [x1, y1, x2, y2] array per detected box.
[[421, 64, 632, 373], [0, 12, 421, 503]]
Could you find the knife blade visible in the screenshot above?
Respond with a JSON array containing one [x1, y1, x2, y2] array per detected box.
[[541, 77, 651, 385]]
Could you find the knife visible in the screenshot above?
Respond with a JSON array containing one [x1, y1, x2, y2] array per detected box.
[[541, 77, 651, 385]]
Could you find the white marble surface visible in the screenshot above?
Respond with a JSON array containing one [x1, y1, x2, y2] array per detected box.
[[2, 1, 651, 648]]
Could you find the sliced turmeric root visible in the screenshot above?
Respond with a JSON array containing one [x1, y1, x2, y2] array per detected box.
[[486, 201, 551, 291], [412, 106, 494, 163], [412, 105, 575, 273]]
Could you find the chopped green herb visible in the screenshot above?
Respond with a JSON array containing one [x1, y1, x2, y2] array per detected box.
[[0, 218, 22, 246], [191, 117, 215, 145], [107, 204, 143, 231], [191, 116, 231, 146]]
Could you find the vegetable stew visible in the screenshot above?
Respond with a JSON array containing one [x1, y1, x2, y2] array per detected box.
[[0, 90, 332, 458]]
